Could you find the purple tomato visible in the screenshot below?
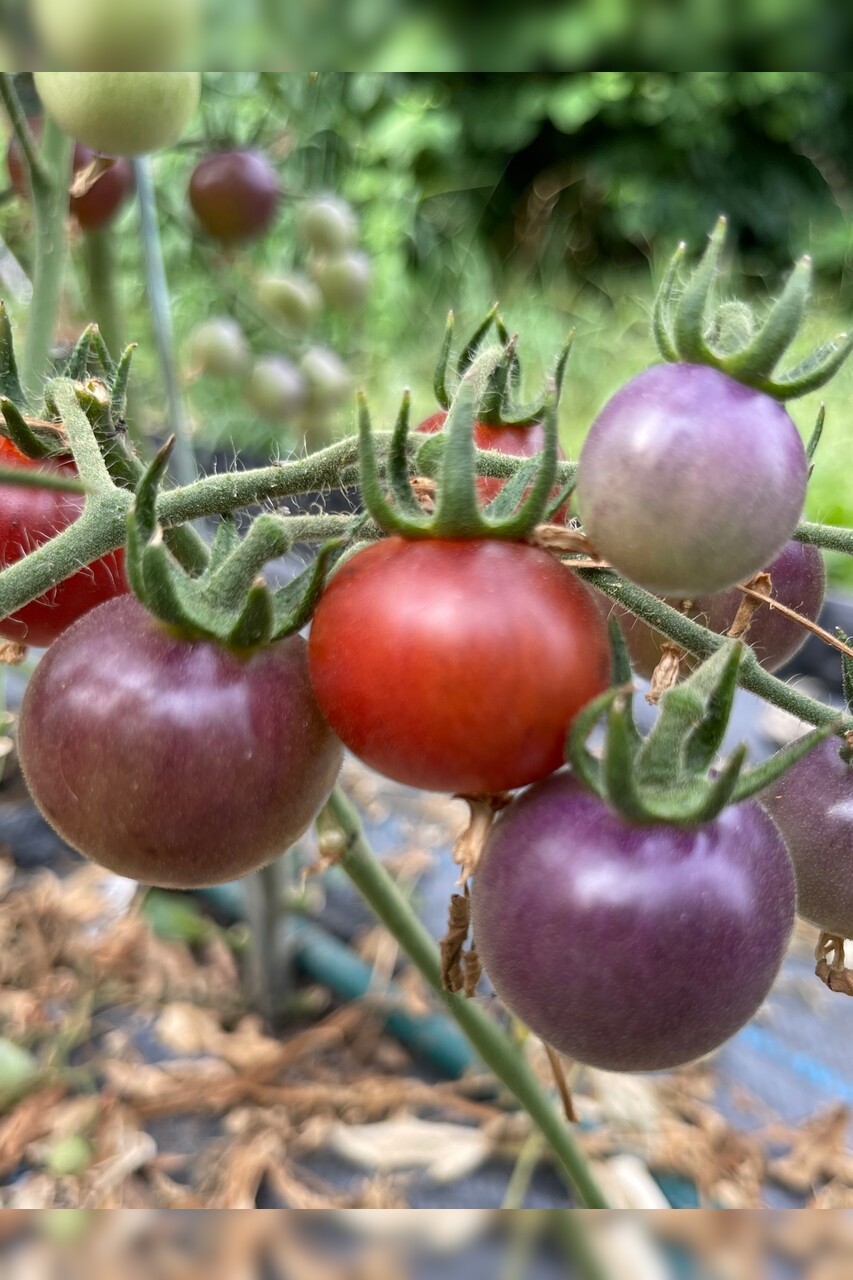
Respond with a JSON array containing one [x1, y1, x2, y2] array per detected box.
[[472, 771, 795, 1072], [577, 364, 808, 597], [18, 595, 342, 888], [189, 149, 280, 243], [762, 738, 853, 939], [599, 540, 826, 680]]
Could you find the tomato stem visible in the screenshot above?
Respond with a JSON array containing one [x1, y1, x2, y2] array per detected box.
[[22, 118, 71, 402], [319, 785, 610, 1210], [79, 227, 124, 371], [133, 156, 197, 490]]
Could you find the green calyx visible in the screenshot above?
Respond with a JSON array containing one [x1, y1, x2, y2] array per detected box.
[[654, 215, 853, 400], [433, 304, 573, 428], [359, 352, 571, 541], [569, 625, 837, 824], [126, 442, 346, 650], [0, 315, 136, 461]]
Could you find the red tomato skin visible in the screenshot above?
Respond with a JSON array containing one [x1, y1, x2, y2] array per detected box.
[[0, 438, 127, 646], [18, 595, 343, 888], [416, 410, 569, 519], [308, 537, 610, 794], [7, 121, 134, 231]]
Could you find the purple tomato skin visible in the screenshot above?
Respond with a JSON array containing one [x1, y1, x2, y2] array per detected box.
[[599, 540, 825, 680], [577, 364, 808, 598], [18, 596, 342, 889], [472, 772, 795, 1072], [189, 150, 280, 243], [761, 738, 853, 939]]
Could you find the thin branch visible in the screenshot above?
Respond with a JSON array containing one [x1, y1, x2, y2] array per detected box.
[[133, 156, 197, 489], [0, 75, 49, 191], [319, 785, 610, 1209]]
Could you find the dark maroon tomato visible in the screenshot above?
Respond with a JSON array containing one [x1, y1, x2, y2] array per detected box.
[[18, 595, 343, 888], [188, 150, 280, 243], [308, 537, 610, 795], [762, 738, 853, 939], [0, 436, 127, 646], [416, 410, 570, 522], [577, 363, 808, 597], [472, 772, 795, 1072], [599, 540, 826, 680], [7, 120, 134, 231]]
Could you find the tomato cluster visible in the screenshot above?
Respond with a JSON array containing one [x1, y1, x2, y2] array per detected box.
[[5, 211, 849, 1081], [184, 187, 364, 434]]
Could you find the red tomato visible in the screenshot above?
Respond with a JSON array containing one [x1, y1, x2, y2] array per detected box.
[[308, 537, 610, 794], [0, 437, 127, 646], [416, 409, 569, 520], [7, 119, 134, 232]]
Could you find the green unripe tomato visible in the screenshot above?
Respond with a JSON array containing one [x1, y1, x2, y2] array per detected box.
[[257, 273, 322, 331], [31, 0, 200, 70], [186, 317, 250, 378], [314, 252, 371, 312], [45, 1135, 93, 1177], [34, 73, 201, 156], [298, 196, 358, 255], [245, 356, 307, 423], [301, 347, 352, 412]]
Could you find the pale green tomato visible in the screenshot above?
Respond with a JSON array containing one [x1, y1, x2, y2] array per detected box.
[[31, 0, 199, 69], [246, 356, 307, 422], [34, 72, 201, 156], [257, 273, 322, 331], [314, 252, 371, 312], [187, 317, 250, 378], [298, 196, 358, 255], [300, 347, 352, 412]]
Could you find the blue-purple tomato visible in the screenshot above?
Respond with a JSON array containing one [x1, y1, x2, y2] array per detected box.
[[17, 595, 343, 888], [577, 364, 808, 598], [599, 539, 825, 681], [472, 771, 796, 1072], [189, 150, 280, 243], [308, 538, 611, 795], [762, 738, 853, 939]]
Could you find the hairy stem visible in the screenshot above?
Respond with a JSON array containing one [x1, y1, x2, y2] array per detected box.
[[80, 228, 123, 365], [796, 521, 853, 557], [0, 75, 48, 191], [578, 565, 848, 729], [319, 786, 609, 1210]]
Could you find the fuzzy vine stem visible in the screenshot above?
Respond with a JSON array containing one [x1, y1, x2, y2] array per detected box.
[[796, 521, 853, 557], [133, 157, 197, 489], [80, 228, 124, 368], [318, 786, 610, 1210], [18, 117, 70, 401], [577, 565, 849, 730], [0, 77, 48, 191]]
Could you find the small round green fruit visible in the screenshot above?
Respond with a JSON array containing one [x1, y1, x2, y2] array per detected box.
[[34, 72, 201, 156]]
